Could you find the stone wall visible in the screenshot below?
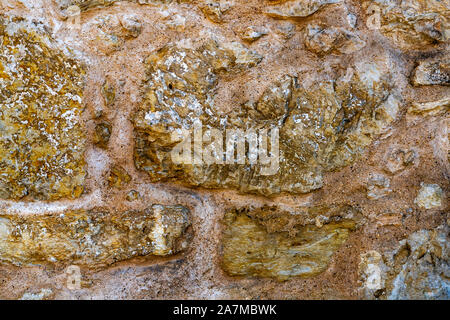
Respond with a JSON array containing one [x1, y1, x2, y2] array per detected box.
[[0, 0, 448, 299]]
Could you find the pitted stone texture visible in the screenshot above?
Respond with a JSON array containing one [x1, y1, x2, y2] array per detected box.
[[0, 16, 86, 200], [133, 45, 399, 196], [372, 0, 449, 50], [0, 205, 191, 266], [221, 206, 357, 281]]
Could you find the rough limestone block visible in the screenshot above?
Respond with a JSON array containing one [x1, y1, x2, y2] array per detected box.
[[221, 207, 357, 281], [0, 16, 86, 200], [133, 45, 399, 196], [0, 205, 191, 266]]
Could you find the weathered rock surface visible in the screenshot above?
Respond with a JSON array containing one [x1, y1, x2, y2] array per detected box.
[[414, 183, 443, 209], [407, 97, 450, 118], [133, 46, 399, 195], [360, 225, 450, 300], [0, 16, 86, 200], [222, 206, 358, 281], [0, 205, 191, 266], [0, 0, 448, 300], [373, 0, 449, 50], [412, 57, 450, 86]]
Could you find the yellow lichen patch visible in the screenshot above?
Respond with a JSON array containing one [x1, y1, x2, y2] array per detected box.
[[0, 16, 86, 200], [0, 205, 191, 266]]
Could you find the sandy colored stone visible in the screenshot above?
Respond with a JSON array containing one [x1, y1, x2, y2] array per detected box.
[[238, 26, 269, 42], [199, 0, 231, 23], [408, 98, 450, 117], [304, 24, 366, 55], [0, 0, 448, 300], [0, 205, 191, 266], [93, 121, 112, 148], [222, 207, 357, 281]]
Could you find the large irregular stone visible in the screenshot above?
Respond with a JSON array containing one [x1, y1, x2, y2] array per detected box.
[[265, 0, 341, 19], [54, 0, 183, 12], [412, 57, 450, 86], [221, 206, 358, 281], [372, 0, 449, 50], [0, 16, 86, 200], [0, 205, 191, 266], [133, 45, 399, 196]]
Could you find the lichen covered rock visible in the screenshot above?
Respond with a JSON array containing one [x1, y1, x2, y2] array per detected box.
[[133, 46, 399, 195], [0, 16, 86, 200], [0, 204, 191, 266], [221, 207, 357, 281]]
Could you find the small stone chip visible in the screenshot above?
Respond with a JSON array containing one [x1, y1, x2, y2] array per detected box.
[[414, 183, 443, 209]]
